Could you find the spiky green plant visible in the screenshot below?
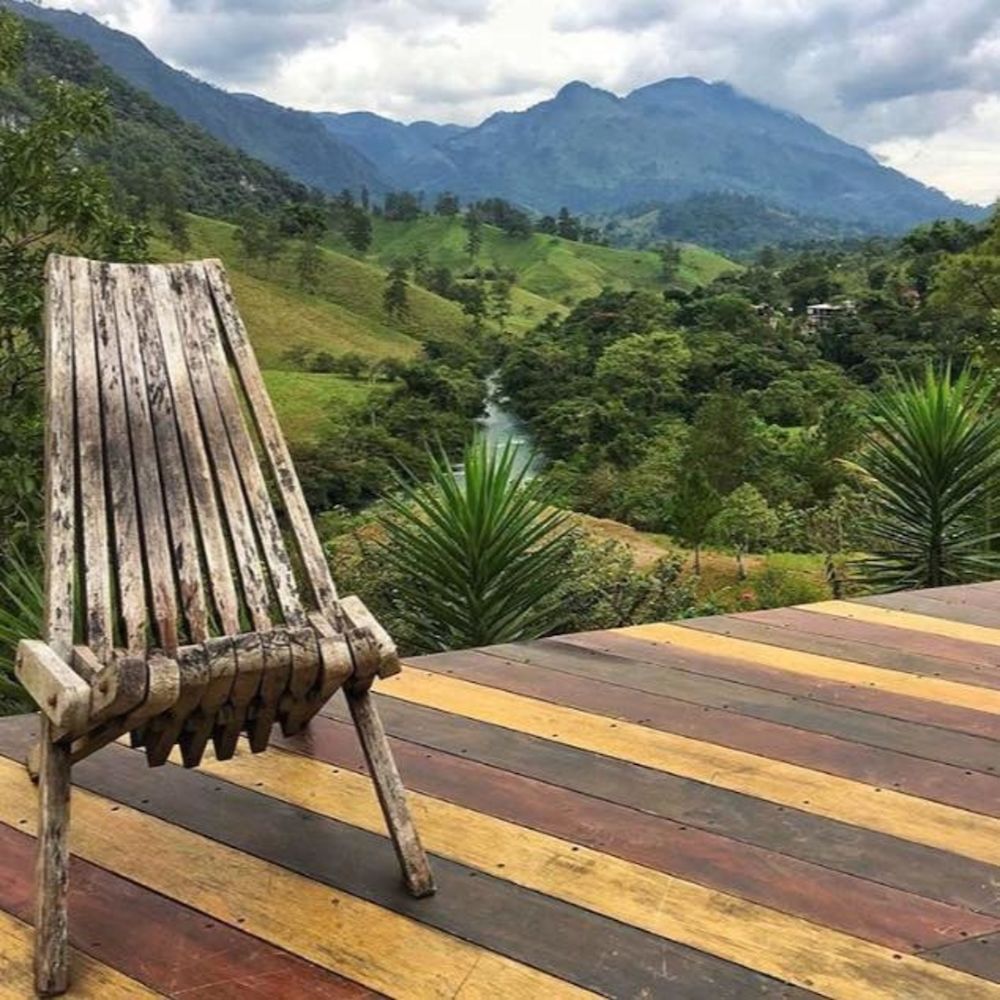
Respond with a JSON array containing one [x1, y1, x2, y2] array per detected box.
[[377, 437, 574, 650], [848, 366, 1000, 590], [0, 546, 42, 710]]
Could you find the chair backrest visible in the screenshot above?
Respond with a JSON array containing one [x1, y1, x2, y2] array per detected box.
[[43, 256, 342, 666]]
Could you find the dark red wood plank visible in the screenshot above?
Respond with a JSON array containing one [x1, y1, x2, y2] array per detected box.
[[0, 821, 377, 998], [321, 696, 1000, 919], [413, 648, 1000, 815], [558, 631, 1000, 740], [466, 640, 1000, 776], [276, 715, 1000, 953]]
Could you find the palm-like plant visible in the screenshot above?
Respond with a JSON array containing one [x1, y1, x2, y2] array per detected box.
[[849, 365, 1000, 590], [378, 437, 574, 650]]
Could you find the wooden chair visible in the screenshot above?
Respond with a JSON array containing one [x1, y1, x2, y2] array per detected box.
[[15, 255, 435, 996]]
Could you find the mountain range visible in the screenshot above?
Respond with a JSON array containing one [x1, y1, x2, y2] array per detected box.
[[5, 0, 984, 242]]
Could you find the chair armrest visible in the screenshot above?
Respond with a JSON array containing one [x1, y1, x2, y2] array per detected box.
[[340, 595, 400, 680], [14, 640, 91, 734]]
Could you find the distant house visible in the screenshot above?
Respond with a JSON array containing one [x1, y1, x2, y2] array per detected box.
[[806, 301, 855, 328]]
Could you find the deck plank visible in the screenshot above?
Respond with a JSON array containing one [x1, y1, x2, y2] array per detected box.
[[275, 715, 1000, 953], [7, 581, 1000, 997], [413, 648, 1000, 814], [0, 823, 377, 998]]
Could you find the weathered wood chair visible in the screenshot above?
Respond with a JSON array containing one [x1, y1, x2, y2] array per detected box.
[[15, 255, 435, 996]]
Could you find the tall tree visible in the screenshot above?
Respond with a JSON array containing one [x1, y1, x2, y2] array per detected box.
[[434, 191, 460, 216], [848, 366, 1000, 589], [345, 208, 372, 253], [670, 468, 721, 574], [710, 483, 779, 579], [464, 208, 482, 260], [383, 258, 410, 319]]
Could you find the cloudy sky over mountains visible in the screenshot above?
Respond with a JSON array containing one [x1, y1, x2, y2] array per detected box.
[[55, 0, 1000, 204]]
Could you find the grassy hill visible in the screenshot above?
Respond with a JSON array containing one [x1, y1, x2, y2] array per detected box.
[[151, 215, 468, 443], [367, 215, 736, 304]]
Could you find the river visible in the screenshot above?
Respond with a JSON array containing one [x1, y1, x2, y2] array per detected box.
[[458, 373, 542, 481]]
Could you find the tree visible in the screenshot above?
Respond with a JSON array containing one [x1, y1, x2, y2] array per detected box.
[[489, 274, 513, 332], [710, 483, 779, 579], [0, 10, 147, 557], [434, 191, 460, 216], [345, 208, 372, 253], [594, 330, 689, 417], [383, 258, 410, 319], [556, 207, 580, 241], [360, 185, 370, 212], [848, 366, 1000, 589], [383, 190, 421, 221], [464, 208, 482, 260], [657, 242, 682, 284], [295, 238, 322, 290], [670, 468, 721, 574], [376, 437, 574, 650]]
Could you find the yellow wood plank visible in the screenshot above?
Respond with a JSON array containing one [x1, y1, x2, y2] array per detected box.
[[0, 758, 591, 1000], [190, 743, 1000, 1000], [806, 599, 1000, 647], [0, 908, 161, 999], [622, 621, 1000, 715], [381, 668, 1000, 866]]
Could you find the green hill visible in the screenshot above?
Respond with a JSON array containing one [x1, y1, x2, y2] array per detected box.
[[152, 215, 473, 444], [368, 215, 736, 303]]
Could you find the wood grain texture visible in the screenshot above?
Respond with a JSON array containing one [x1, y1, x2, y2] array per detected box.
[[0, 724, 813, 1000], [478, 638, 1000, 774], [277, 715, 1000, 954], [0, 822, 379, 999], [624, 621, 1000, 715], [380, 668, 1000, 865], [41, 256, 76, 659], [204, 261, 340, 621], [561, 629, 1000, 739], [319, 694, 1000, 917], [0, 908, 160, 1000], [129, 265, 209, 646], [194, 743, 1000, 1000], [0, 753, 634, 1000], [810, 599, 1000, 645], [416, 648, 1000, 816]]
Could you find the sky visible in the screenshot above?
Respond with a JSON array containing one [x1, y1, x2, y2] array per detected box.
[[47, 0, 1000, 205]]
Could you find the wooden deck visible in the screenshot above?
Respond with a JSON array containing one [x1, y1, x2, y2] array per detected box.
[[4, 586, 1000, 997]]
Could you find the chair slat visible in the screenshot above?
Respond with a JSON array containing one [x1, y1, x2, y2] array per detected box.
[[41, 256, 77, 658], [192, 265, 305, 627], [91, 262, 147, 654], [107, 263, 182, 655], [173, 263, 273, 633], [148, 267, 241, 637], [203, 260, 341, 621], [129, 265, 210, 645], [70, 257, 113, 663]]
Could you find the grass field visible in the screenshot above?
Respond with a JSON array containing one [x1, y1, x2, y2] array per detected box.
[[261, 371, 384, 444], [367, 216, 738, 306]]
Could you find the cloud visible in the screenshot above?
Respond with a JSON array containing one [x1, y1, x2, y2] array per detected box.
[[54, 0, 1000, 202]]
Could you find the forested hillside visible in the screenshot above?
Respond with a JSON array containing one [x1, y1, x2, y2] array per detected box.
[[2, 0, 384, 195], [0, 14, 315, 221]]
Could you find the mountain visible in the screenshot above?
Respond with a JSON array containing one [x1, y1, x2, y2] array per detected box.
[[1, 11, 313, 219], [321, 77, 980, 233], [2, 0, 385, 196]]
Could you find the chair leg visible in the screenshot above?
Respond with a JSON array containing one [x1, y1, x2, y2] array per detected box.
[[34, 718, 72, 997], [346, 688, 436, 898]]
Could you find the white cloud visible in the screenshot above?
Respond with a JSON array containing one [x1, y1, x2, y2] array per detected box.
[[47, 0, 1000, 202]]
